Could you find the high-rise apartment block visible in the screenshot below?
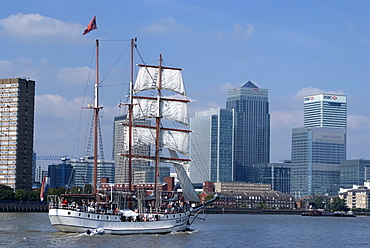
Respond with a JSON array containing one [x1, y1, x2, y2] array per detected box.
[[0, 78, 35, 191], [226, 81, 270, 182], [189, 108, 234, 183]]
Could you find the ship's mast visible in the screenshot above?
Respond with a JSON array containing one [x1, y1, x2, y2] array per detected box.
[[82, 39, 101, 200], [128, 38, 136, 208], [154, 54, 163, 209], [93, 39, 101, 199]]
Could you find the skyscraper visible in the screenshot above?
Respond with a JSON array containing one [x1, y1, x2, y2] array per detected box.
[[113, 115, 150, 183], [66, 157, 115, 187], [189, 108, 234, 183], [0, 78, 35, 191], [304, 93, 347, 129], [226, 81, 270, 182], [291, 127, 346, 196], [48, 163, 75, 188], [291, 93, 347, 196], [113, 115, 127, 183]]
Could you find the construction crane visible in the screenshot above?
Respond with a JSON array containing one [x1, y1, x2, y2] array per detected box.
[[36, 155, 71, 161]]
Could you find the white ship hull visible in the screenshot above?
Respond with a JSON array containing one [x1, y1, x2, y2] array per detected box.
[[49, 208, 189, 235]]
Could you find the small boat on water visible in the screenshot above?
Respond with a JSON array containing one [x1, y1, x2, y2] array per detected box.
[[332, 211, 356, 217], [301, 209, 325, 216], [86, 227, 104, 236], [48, 38, 217, 234]]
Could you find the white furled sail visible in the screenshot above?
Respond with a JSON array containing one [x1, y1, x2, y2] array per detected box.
[[132, 97, 189, 126], [134, 66, 186, 96], [169, 149, 199, 202], [123, 126, 189, 156]]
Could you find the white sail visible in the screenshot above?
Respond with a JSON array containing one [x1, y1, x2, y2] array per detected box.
[[162, 128, 189, 156], [134, 66, 186, 96], [124, 126, 189, 156], [132, 97, 188, 126], [169, 149, 199, 202]]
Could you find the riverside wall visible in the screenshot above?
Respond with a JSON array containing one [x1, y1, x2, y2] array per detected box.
[[0, 202, 48, 212], [204, 207, 304, 215], [204, 207, 370, 216]]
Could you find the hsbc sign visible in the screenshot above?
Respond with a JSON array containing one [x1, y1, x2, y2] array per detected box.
[[323, 95, 337, 100], [304, 94, 346, 103]]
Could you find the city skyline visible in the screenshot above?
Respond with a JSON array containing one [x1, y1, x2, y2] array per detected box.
[[1, 2, 370, 165]]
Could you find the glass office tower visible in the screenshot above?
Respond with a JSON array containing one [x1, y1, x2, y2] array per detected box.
[[291, 93, 347, 197], [304, 94, 347, 129], [190, 108, 234, 183], [340, 159, 370, 189], [291, 127, 346, 196], [226, 81, 270, 182]]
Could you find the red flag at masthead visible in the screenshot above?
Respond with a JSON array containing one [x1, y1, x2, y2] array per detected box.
[[83, 16, 97, 35]]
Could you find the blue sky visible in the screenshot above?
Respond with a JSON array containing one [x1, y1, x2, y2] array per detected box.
[[2, 0, 370, 165]]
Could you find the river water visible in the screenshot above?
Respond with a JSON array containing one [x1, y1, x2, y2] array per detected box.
[[0, 212, 369, 248]]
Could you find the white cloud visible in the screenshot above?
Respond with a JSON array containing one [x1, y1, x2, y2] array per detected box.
[[0, 13, 83, 41], [0, 58, 94, 95], [271, 110, 303, 129], [348, 115, 370, 130], [56, 66, 92, 85], [34, 94, 85, 157], [234, 23, 254, 40], [216, 81, 259, 93], [293, 87, 344, 100], [0, 58, 39, 79], [34, 93, 118, 158], [188, 100, 222, 117], [216, 24, 254, 42], [143, 17, 191, 34], [216, 82, 242, 92], [35, 94, 87, 119], [216, 31, 228, 41]]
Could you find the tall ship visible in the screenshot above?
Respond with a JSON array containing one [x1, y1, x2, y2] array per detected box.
[[48, 38, 217, 235]]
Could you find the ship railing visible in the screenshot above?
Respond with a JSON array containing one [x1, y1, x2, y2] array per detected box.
[[48, 199, 189, 217], [143, 206, 188, 215]]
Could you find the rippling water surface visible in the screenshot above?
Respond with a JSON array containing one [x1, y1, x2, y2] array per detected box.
[[0, 212, 369, 248]]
